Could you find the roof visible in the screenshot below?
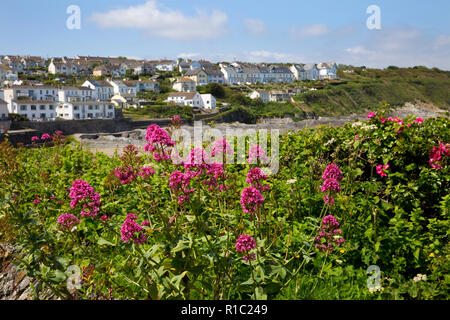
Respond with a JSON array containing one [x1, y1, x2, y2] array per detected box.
[[317, 62, 337, 69], [12, 99, 57, 104], [60, 86, 94, 91], [87, 80, 113, 87], [204, 69, 223, 76], [185, 69, 205, 76], [177, 77, 196, 83], [168, 92, 198, 99], [303, 63, 317, 71]]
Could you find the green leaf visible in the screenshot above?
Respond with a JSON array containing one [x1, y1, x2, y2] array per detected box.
[[98, 237, 116, 246]]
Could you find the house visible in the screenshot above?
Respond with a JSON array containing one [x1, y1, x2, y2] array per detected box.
[[150, 60, 177, 72], [185, 69, 208, 86], [107, 80, 137, 96], [57, 86, 115, 119], [0, 64, 18, 82], [290, 65, 306, 81], [199, 93, 216, 109], [269, 90, 290, 102], [166, 92, 202, 107], [111, 94, 139, 109], [48, 60, 79, 75], [189, 61, 202, 70], [220, 65, 244, 84], [303, 63, 320, 80], [317, 62, 338, 79], [2, 85, 59, 103], [248, 90, 269, 103], [166, 91, 216, 109], [20, 56, 46, 69], [82, 80, 115, 100], [204, 68, 225, 84], [0, 98, 8, 120], [123, 80, 160, 93], [267, 66, 294, 83], [178, 61, 191, 72], [173, 77, 197, 92]]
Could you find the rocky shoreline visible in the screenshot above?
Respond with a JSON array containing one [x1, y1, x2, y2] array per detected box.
[[74, 103, 448, 156]]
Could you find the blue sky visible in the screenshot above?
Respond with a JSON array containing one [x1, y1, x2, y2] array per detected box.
[[1, 0, 450, 69]]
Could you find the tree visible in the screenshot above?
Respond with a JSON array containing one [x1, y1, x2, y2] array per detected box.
[[206, 83, 226, 99]]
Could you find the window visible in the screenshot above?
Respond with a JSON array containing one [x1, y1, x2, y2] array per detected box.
[[88, 106, 93, 110], [31, 105, 36, 110], [40, 105, 46, 110], [49, 105, 54, 110], [40, 113, 46, 119], [74, 106, 79, 110], [20, 105, 27, 111]]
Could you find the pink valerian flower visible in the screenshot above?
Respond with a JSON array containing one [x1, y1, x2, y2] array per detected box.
[[184, 148, 210, 173], [380, 117, 387, 124], [57, 213, 80, 231], [203, 163, 225, 188], [235, 234, 257, 262], [32, 199, 41, 204], [322, 164, 343, 181], [211, 138, 233, 157], [367, 112, 376, 119], [100, 215, 110, 222], [323, 195, 335, 205], [170, 115, 182, 127], [314, 215, 345, 252], [355, 135, 358, 140], [138, 166, 156, 179], [240, 186, 264, 214], [376, 163, 389, 177], [169, 171, 195, 205], [31, 136, 40, 142], [114, 166, 135, 185], [412, 118, 423, 125], [69, 180, 101, 218], [54, 130, 63, 135], [218, 184, 229, 192], [429, 142, 450, 170], [320, 178, 341, 193], [144, 124, 175, 161], [247, 145, 269, 164], [41, 133, 51, 140], [120, 213, 147, 246], [245, 167, 270, 192]]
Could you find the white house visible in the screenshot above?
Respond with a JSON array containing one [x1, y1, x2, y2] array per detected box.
[[199, 93, 216, 109], [302, 64, 320, 80], [82, 80, 115, 100], [173, 77, 197, 92], [269, 90, 290, 102], [317, 62, 338, 79], [0, 65, 19, 82], [0, 98, 8, 120], [166, 92, 202, 107], [166, 91, 216, 109], [248, 90, 269, 103], [48, 60, 80, 75], [151, 60, 177, 72], [123, 80, 160, 93], [56, 101, 115, 120], [107, 80, 137, 96]]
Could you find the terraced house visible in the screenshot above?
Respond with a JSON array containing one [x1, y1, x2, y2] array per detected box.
[[57, 86, 115, 120]]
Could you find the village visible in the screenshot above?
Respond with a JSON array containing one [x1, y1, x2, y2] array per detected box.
[[0, 55, 339, 126]]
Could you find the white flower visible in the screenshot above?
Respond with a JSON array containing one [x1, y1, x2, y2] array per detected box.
[[286, 179, 297, 184], [351, 121, 363, 128]]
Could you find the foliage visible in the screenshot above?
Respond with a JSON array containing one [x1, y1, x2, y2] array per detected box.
[[0, 109, 449, 300]]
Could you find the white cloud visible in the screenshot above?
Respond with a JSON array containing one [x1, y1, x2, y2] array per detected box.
[[90, 0, 228, 41], [433, 34, 450, 48], [342, 28, 450, 69], [292, 24, 330, 38], [243, 18, 266, 36], [177, 53, 201, 59]]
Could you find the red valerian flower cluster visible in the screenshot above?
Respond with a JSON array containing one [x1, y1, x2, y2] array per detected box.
[[144, 124, 175, 162], [429, 142, 449, 170], [120, 213, 147, 246], [57, 213, 80, 232], [69, 180, 101, 218], [240, 185, 265, 214], [376, 163, 389, 177], [235, 234, 257, 262], [115, 166, 135, 185], [320, 164, 343, 205], [314, 215, 345, 252]]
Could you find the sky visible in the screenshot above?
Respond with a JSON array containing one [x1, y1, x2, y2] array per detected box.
[[1, 0, 450, 69]]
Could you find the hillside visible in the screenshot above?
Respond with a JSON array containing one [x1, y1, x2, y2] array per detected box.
[[293, 66, 450, 116]]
